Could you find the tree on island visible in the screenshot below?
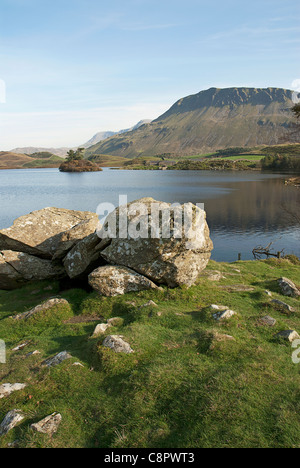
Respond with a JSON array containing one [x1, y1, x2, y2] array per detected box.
[[66, 148, 85, 162]]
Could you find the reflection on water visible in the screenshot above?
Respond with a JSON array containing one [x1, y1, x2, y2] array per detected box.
[[0, 168, 299, 261]]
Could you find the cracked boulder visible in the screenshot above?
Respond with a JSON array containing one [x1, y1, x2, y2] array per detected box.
[[63, 232, 106, 279], [0, 207, 98, 259], [99, 197, 213, 287], [0, 250, 65, 290]]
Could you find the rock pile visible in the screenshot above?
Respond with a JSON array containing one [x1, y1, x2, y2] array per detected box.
[[0, 198, 214, 295]]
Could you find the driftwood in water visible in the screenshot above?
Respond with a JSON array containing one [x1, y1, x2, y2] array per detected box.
[[252, 242, 284, 260]]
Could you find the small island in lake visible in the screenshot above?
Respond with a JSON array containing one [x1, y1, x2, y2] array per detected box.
[[59, 148, 103, 172]]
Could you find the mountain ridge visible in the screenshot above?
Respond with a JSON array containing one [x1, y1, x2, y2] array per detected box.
[[85, 87, 300, 158]]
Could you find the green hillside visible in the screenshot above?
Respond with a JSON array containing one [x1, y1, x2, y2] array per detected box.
[[85, 88, 300, 159]]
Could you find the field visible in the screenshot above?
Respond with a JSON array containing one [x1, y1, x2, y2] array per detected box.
[[0, 258, 299, 448]]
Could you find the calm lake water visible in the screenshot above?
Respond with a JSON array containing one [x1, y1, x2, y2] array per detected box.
[[0, 168, 299, 262]]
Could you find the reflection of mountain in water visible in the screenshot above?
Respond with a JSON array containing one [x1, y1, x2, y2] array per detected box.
[[204, 178, 300, 234]]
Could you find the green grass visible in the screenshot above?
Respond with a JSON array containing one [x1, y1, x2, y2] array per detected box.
[[0, 259, 299, 448]]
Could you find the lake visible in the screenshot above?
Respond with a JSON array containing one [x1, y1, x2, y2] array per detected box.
[[0, 168, 299, 262]]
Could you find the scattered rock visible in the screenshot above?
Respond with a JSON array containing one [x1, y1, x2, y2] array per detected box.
[[139, 300, 158, 308], [0, 207, 98, 259], [99, 198, 213, 288], [275, 330, 300, 342], [278, 277, 300, 297], [0, 250, 65, 290], [73, 362, 84, 367], [88, 265, 159, 297], [0, 410, 24, 436], [107, 317, 124, 326], [12, 341, 31, 352], [42, 351, 72, 368], [63, 232, 105, 279], [31, 412, 62, 436], [92, 323, 111, 337], [271, 299, 295, 313], [210, 304, 228, 311], [212, 332, 235, 342], [26, 350, 41, 357], [265, 290, 272, 297], [200, 270, 225, 281], [13, 298, 69, 320], [102, 335, 134, 354], [213, 309, 236, 321], [0, 383, 27, 399], [7, 440, 19, 448], [260, 315, 277, 327]]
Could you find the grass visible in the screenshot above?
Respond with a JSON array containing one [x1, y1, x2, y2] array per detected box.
[[0, 259, 299, 448]]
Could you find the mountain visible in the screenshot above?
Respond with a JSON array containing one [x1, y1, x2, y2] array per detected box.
[[84, 88, 300, 158], [10, 147, 70, 158], [81, 120, 152, 148]]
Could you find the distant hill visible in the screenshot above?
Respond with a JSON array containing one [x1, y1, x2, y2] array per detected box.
[[84, 87, 300, 158], [10, 146, 70, 158], [81, 119, 152, 148], [0, 151, 64, 169]]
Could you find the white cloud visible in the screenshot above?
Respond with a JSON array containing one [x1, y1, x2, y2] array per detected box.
[[0, 102, 171, 150], [292, 79, 300, 92]]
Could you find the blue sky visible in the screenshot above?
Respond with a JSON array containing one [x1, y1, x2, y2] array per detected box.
[[0, 0, 299, 149]]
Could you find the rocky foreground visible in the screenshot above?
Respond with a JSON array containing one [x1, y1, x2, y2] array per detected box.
[[0, 198, 213, 292]]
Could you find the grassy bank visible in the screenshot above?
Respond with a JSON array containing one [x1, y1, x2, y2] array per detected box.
[[0, 259, 299, 448]]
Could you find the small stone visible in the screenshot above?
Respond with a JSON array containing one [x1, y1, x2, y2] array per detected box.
[[73, 362, 84, 367], [210, 304, 228, 311], [92, 323, 111, 337], [275, 330, 300, 342], [31, 413, 62, 436], [13, 298, 69, 321], [8, 440, 19, 448], [26, 350, 41, 357], [0, 383, 27, 399], [260, 316, 277, 327], [42, 351, 72, 367], [107, 317, 124, 326], [200, 270, 224, 281], [102, 335, 134, 354], [213, 309, 236, 321], [139, 300, 158, 308], [0, 410, 24, 436], [212, 332, 235, 342], [12, 341, 31, 352], [278, 277, 300, 297], [271, 299, 295, 313], [265, 290, 272, 297]]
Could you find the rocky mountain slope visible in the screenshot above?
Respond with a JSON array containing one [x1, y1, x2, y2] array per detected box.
[[81, 119, 152, 148], [85, 87, 300, 158]]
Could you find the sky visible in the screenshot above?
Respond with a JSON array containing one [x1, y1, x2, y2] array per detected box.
[[0, 0, 299, 150]]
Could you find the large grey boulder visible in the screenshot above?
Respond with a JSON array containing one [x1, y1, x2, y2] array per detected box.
[[53, 217, 100, 259], [88, 265, 159, 296], [63, 232, 105, 279], [99, 197, 213, 287], [0, 207, 98, 259], [0, 250, 65, 290]]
